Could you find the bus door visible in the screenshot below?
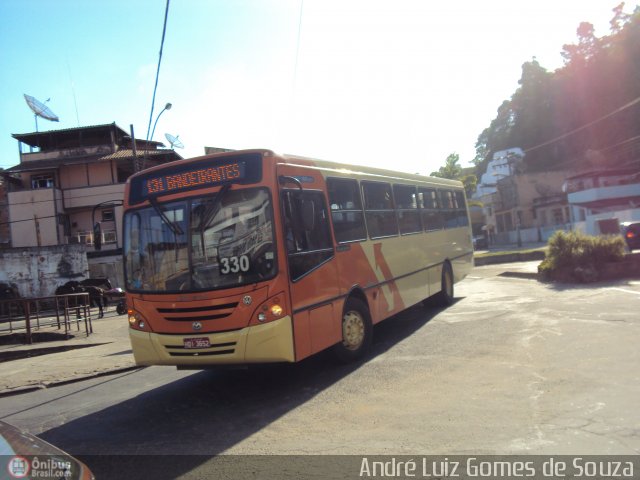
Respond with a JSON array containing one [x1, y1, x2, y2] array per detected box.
[[279, 174, 340, 360]]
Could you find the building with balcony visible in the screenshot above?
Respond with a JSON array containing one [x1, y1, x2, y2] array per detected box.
[[0, 123, 182, 289], [564, 168, 640, 235]]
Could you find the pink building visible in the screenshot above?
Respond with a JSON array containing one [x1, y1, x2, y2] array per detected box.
[[1, 123, 182, 286]]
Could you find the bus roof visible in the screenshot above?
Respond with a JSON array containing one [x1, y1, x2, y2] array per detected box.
[[126, 148, 464, 189], [278, 151, 464, 188]]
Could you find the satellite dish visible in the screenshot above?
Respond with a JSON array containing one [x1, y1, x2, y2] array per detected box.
[[24, 94, 59, 133], [24, 94, 59, 122], [164, 133, 184, 149]]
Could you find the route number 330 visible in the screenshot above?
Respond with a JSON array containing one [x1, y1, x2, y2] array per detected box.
[[219, 255, 250, 274]]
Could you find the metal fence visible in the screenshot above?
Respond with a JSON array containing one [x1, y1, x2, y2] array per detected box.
[[0, 293, 93, 344]]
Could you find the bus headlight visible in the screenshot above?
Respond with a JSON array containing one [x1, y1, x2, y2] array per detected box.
[[254, 293, 286, 324], [128, 309, 150, 331]]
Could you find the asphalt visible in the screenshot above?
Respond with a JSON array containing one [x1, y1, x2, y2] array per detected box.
[[0, 307, 138, 397], [0, 254, 541, 397]]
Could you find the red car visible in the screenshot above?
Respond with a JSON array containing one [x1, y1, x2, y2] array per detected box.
[[621, 221, 640, 251]]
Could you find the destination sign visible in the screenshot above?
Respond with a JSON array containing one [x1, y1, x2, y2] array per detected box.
[[128, 153, 263, 205], [145, 162, 244, 196]]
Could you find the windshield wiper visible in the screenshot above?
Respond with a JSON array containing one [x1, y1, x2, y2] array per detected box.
[[149, 197, 184, 236], [196, 183, 232, 255], [199, 184, 232, 233]]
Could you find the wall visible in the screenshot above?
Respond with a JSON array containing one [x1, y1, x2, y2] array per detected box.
[[88, 161, 113, 185], [584, 208, 640, 235], [88, 253, 124, 288], [59, 164, 87, 189], [0, 245, 88, 298], [0, 180, 10, 246], [8, 189, 59, 247]]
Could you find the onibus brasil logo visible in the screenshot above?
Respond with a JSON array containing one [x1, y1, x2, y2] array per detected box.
[[7, 455, 73, 478], [7, 456, 29, 478]]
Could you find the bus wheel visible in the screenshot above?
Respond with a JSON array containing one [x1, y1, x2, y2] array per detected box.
[[434, 263, 454, 307], [333, 298, 372, 362]]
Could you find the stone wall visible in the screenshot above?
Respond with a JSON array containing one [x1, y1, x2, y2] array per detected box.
[[0, 245, 88, 297]]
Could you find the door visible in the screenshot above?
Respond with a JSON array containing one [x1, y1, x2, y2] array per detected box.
[[279, 170, 340, 359]]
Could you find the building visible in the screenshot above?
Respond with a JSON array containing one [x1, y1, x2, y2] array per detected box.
[[480, 170, 572, 245], [0, 173, 11, 247], [0, 123, 182, 290], [565, 167, 640, 235]]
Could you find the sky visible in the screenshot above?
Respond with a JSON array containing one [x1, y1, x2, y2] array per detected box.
[[0, 0, 628, 176]]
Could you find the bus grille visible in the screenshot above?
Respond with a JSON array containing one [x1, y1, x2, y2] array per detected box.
[[157, 302, 238, 322]]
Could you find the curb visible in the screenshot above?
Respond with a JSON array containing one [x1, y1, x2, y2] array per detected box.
[[0, 365, 144, 398], [498, 271, 539, 280], [474, 250, 546, 266]]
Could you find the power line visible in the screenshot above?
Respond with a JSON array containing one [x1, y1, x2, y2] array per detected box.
[[600, 134, 640, 153], [523, 95, 640, 154]]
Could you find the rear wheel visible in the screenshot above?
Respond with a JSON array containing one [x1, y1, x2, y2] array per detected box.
[[333, 298, 372, 362], [433, 262, 454, 307]]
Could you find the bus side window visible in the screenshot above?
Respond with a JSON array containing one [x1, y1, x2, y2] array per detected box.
[[418, 187, 444, 231], [362, 181, 398, 239], [440, 190, 458, 229], [283, 190, 334, 281], [394, 184, 422, 234], [327, 177, 366, 243], [455, 190, 469, 226]]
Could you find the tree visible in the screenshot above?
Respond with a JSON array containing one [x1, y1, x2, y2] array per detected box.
[[561, 22, 601, 66], [430, 154, 477, 198], [431, 153, 462, 179], [473, 3, 640, 178], [460, 173, 478, 198]]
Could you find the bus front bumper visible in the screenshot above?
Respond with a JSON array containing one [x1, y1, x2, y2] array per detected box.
[[129, 316, 295, 366]]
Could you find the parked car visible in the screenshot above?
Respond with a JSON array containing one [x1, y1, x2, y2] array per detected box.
[[1, 420, 95, 479], [620, 221, 640, 251]]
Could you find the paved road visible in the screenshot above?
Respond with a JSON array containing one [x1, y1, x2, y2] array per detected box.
[[1, 262, 638, 478]]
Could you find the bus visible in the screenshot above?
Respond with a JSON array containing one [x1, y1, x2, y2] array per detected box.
[[122, 149, 473, 367]]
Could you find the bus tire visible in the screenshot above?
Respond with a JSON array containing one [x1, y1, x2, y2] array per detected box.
[[333, 298, 372, 363], [433, 262, 454, 307]]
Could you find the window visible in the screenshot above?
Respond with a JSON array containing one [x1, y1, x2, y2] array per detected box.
[[101, 209, 115, 222], [31, 174, 54, 189], [418, 187, 443, 231], [394, 184, 421, 234], [552, 208, 564, 225], [362, 182, 398, 238], [440, 190, 458, 228], [283, 190, 334, 281], [454, 190, 469, 227], [327, 178, 366, 243], [103, 230, 117, 244], [539, 210, 548, 227]]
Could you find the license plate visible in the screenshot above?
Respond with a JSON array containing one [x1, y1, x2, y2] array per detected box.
[[184, 337, 210, 349]]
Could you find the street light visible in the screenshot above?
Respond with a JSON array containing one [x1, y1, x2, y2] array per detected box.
[[150, 102, 172, 142]]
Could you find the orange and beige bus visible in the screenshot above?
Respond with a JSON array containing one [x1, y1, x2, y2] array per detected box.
[[123, 149, 473, 367]]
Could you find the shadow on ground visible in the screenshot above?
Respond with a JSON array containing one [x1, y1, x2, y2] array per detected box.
[[38, 302, 452, 479]]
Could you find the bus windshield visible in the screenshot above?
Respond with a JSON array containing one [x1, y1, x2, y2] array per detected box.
[[123, 187, 276, 292]]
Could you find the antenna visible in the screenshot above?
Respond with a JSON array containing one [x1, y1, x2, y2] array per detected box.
[[24, 94, 59, 132], [164, 133, 184, 149]]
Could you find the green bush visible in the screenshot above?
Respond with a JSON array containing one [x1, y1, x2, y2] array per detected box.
[[538, 230, 626, 282]]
